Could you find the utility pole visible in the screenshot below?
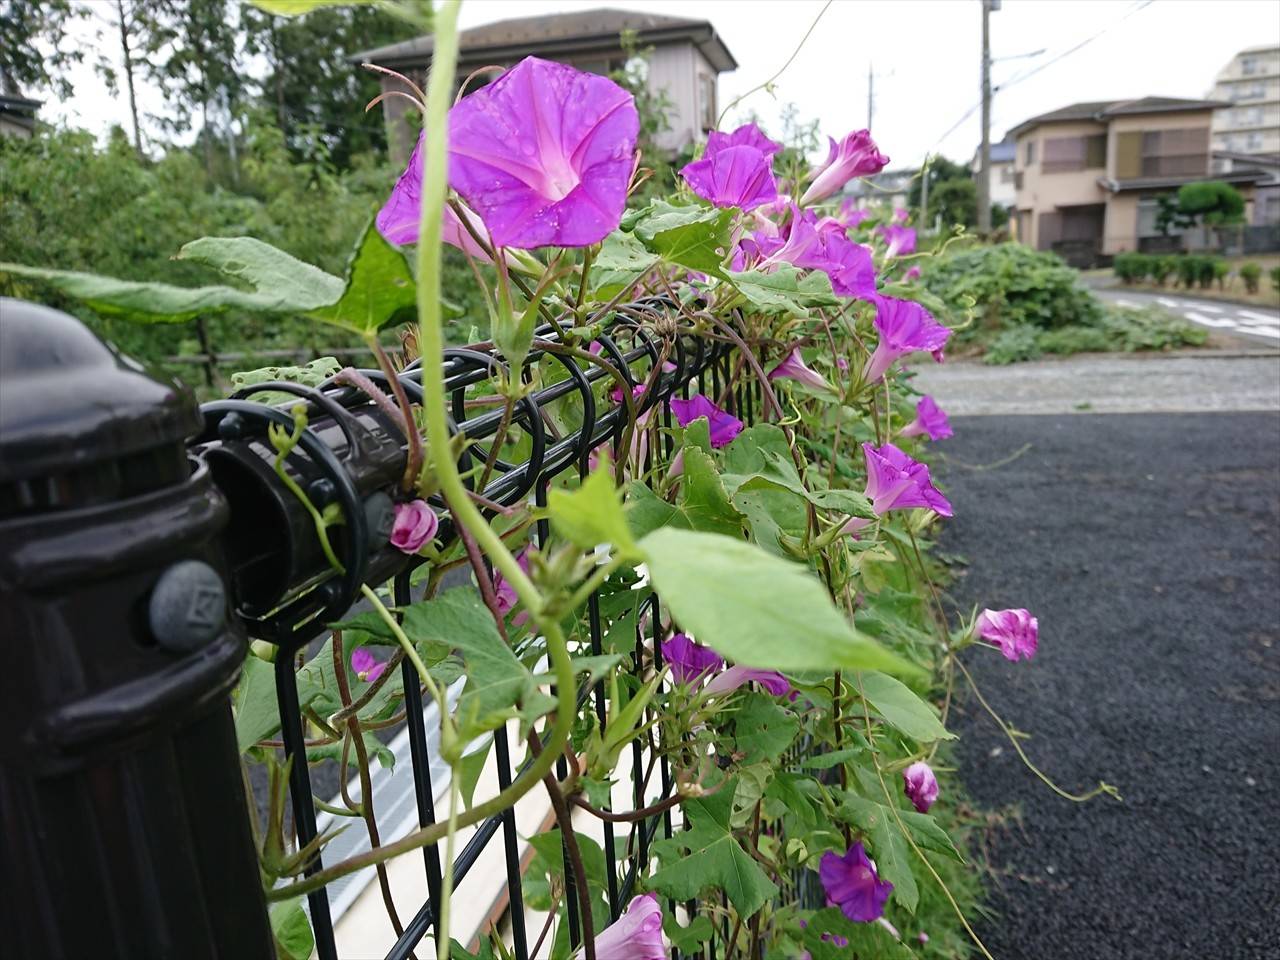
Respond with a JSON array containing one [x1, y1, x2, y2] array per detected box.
[[867, 62, 874, 130], [920, 154, 931, 233], [977, 0, 997, 233]]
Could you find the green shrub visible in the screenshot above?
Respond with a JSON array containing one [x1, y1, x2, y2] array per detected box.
[[983, 325, 1043, 364], [1038, 326, 1113, 354], [1175, 256, 1199, 289], [1113, 252, 1150, 284], [921, 243, 1102, 331], [1152, 255, 1177, 286], [1271, 266, 1280, 295], [1240, 262, 1261, 294], [1212, 258, 1229, 290], [1098, 306, 1209, 351]]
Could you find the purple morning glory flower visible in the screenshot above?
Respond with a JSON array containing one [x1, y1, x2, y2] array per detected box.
[[838, 199, 871, 228], [862, 442, 953, 518], [446, 56, 639, 249], [892, 207, 909, 224], [669, 394, 743, 448], [862, 297, 952, 383], [899, 395, 953, 442], [351, 647, 387, 683], [759, 205, 878, 300], [661, 634, 724, 685], [493, 548, 533, 625], [680, 143, 779, 211], [703, 665, 792, 699], [819, 842, 893, 923], [876, 223, 917, 258], [800, 129, 889, 205], [707, 122, 783, 157], [767, 346, 832, 392], [904, 264, 922, 281], [390, 500, 438, 554], [588, 892, 669, 959], [975, 608, 1039, 662], [903, 760, 939, 813]]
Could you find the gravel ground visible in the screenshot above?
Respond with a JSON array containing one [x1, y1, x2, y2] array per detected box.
[[937, 412, 1280, 960]]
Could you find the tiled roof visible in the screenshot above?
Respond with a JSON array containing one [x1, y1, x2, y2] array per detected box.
[[354, 8, 736, 71], [1008, 97, 1229, 138]]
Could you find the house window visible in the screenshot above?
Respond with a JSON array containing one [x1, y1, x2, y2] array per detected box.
[[698, 73, 716, 131], [1024, 139, 1035, 166], [1041, 134, 1106, 172], [1241, 55, 1258, 76], [1139, 128, 1209, 177], [1246, 132, 1264, 151]]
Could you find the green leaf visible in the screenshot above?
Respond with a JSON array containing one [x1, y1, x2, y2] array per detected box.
[[590, 230, 659, 298], [664, 914, 714, 953], [640, 528, 921, 677], [234, 655, 282, 753], [306, 730, 395, 771], [726, 264, 838, 317], [269, 897, 314, 960], [458, 741, 492, 812], [799, 747, 864, 770], [305, 221, 417, 336], [859, 670, 953, 742], [733, 693, 799, 762], [799, 907, 914, 959], [650, 778, 778, 918], [624, 481, 686, 539], [231, 357, 342, 405], [841, 797, 919, 913], [678, 445, 745, 536], [547, 464, 641, 559]]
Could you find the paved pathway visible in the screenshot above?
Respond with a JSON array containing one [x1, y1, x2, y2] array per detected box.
[[925, 350, 1280, 959], [1094, 286, 1280, 343]]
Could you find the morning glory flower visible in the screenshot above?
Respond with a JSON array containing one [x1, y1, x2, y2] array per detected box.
[[819, 842, 893, 922], [680, 144, 779, 211], [587, 892, 669, 959], [706, 121, 783, 157], [390, 500, 438, 554], [703, 665, 793, 699], [494, 548, 533, 625], [862, 297, 952, 383], [903, 760, 939, 813], [899, 395, 953, 441], [351, 647, 387, 683], [670, 394, 743, 448], [767, 346, 833, 392], [759, 205, 878, 300], [838, 200, 871, 228], [904, 265, 922, 281], [892, 207, 910, 223], [446, 56, 639, 249], [862, 442, 953, 517], [876, 223, 917, 258], [800, 129, 889, 205], [661, 634, 724, 685], [975, 608, 1039, 662]]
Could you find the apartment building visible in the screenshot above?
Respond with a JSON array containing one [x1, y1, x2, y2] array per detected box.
[[1208, 45, 1280, 155], [1008, 97, 1270, 263]]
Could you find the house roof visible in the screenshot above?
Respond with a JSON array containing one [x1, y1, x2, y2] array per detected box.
[[988, 139, 1016, 163], [1008, 97, 1229, 138], [0, 95, 41, 130], [1097, 169, 1270, 193], [353, 8, 737, 72]]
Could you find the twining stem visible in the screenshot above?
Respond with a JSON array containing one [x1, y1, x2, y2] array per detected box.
[[358, 584, 446, 735], [436, 776, 460, 960], [531, 732, 596, 958], [368, 338, 425, 490]]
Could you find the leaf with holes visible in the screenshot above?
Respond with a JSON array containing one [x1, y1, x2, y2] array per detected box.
[[734, 693, 799, 762]]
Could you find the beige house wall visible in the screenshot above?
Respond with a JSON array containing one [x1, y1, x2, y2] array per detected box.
[[1102, 193, 1140, 254], [1013, 120, 1108, 248], [1105, 110, 1215, 173]]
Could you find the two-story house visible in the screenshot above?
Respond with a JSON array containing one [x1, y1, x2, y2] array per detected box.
[[1208, 45, 1280, 156], [1008, 97, 1270, 264], [354, 8, 737, 164]]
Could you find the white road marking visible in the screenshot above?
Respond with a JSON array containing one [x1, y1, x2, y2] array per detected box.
[[1115, 298, 1138, 308], [1193, 304, 1224, 313], [1157, 298, 1180, 308], [1185, 312, 1239, 328], [1236, 314, 1280, 326], [1239, 325, 1280, 339], [1238, 310, 1280, 323]]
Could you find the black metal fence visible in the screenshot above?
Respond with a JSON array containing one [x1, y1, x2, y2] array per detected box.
[[137, 293, 754, 959]]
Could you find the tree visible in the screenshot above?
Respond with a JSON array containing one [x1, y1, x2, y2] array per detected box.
[[91, 0, 150, 155], [928, 179, 977, 229], [1176, 180, 1245, 227], [907, 155, 970, 212], [0, 0, 87, 98]]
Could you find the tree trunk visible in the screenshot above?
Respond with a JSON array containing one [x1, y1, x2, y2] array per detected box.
[[115, 0, 144, 156]]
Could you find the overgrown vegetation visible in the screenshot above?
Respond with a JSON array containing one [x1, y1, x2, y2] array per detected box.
[[922, 244, 1207, 364]]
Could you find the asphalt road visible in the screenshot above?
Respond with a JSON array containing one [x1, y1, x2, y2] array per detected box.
[[1094, 286, 1280, 345], [937, 412, 1280, 960]]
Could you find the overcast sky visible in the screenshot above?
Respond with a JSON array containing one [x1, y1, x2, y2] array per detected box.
[[47, 0, 1280, 167]]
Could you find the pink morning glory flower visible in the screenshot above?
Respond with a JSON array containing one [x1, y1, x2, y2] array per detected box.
[[351, 647, 388, 683], [588, 892, 669, 959], [838, 199, 871, 228], [494, 548, 533, 625], [390, 500, 438, 554], [707, 122, 783, 157], [862, 297, 952, 383], [819, 842, 893, 923], [661, 634, 724, 685], [669, 394, 743, 448], [903, 760, 939, 813], [862, 442, 953, 518], [681, 144, 779, 211], [800, 129, 889, 205], [703, 665, 793, 699], [759, 205, 878, 300], [975, 608, 1039, 662], [767, 346, 832, 392], [904, 264, 922, 281], [446, 56, 639, 249], [876, 223, 917, 258], [892, 207, 909, 223], [899, 395, 953, 441]]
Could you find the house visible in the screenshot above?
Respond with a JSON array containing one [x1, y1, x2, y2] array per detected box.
[[0, 94, 40, 139], [839, 168, 916, 215], [1208, 45, 1280, 156], [1008, 97, 1272, 264], [1213, 150, 1280, 227], [972, 137, 1017, 214], [354, 8, 737, 163]]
